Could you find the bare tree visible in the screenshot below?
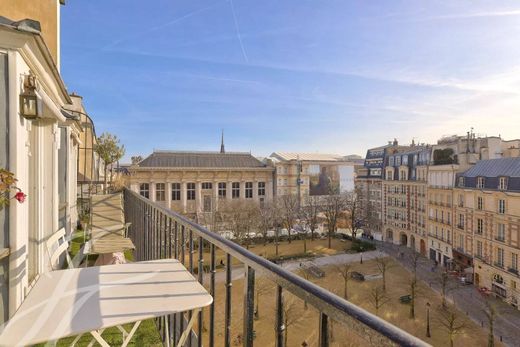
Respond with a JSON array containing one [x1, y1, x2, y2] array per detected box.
[[408, 277, 421, 319], [335, 263, 353, 300], [279, 194, 299, 244], [223, 200, 259, 248], [282, 294, 307, 346], [483, 299, 497, 347], [408, 252, 422, 281], [254, 279, 273, 319], [436, 270, 460, 308], [257, 201, 276, 246], [436, 307, 467, 347], [375, 257, 394, 292], [368, 285, 389, 316], [300, 195, 322, 241], [298, 268, 311, 309], [323, 192, 346, 248], [344, 188, 364, 239]]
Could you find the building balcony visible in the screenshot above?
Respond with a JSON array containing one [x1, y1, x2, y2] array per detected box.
[[494, 262, 505, 269], [457, 224, 464, 230], [495, 236, 506, 243], [508, 268, 519, 276], [120, 189, 425, 346]]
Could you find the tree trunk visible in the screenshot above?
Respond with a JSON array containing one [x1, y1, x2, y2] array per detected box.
[[103, 165, 108, 193], [275, 230, 279, 256], [288, 228, 292, 244], [284, 318, 288, 347], [382, 271, 386, 291], [344, 279, 348, 299], [303, 234, 307, 253], [488, 320, 494, 347], [328, 229, 332, 249], [311, 229, 315, 241]]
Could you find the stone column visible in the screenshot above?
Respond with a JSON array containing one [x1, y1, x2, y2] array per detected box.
[[181, 181, 187, 213], [214, 182, 219, 211], [227, 180, 233, 201], [150, 181, 156, 202], [166, 182, 172, 210], [240, 181, 245, 200], [196, 181, 202, 213], [253, 181, 259, 201]]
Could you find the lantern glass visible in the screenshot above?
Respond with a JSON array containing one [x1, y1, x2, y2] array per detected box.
[[20, 93, 38, 119]]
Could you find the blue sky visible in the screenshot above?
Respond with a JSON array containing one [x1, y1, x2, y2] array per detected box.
[[61, 1, 520, 161]]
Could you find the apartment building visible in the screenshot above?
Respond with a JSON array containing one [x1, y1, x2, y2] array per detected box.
[[382, 146, 431, 254], [454, 158, 520, 307], [355, 140, 408, 239], [128, 150, 274, 218], [0, 1, 86, 323]]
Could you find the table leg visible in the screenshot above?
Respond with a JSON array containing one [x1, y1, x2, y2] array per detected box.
[[177, 309, 200, 347], [121, 321, 142, 347], [90, 330, 110, 347]]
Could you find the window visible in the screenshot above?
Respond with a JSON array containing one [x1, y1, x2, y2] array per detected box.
[[245, 182, 253, 198], [512, 253, 518, 271], [458, 177, 464, 187], [477, 241, 483, 257], [396, 156, 401, 166], [459, 234, 464, 251], [258, 182, 266, 196], [389, 156, 395, 166], [156, 183, 165, 201], [498, 199, 506, 214], [497, 223, 505, 241], [497, 248, 504, 267], [140, 183, 150, 198], [477, 177, 485, 189], [458, 214, 464, 229], [171, 183, 181, 201], [499, 177, 507, 190], [232, 182, 240, 199], [458, 194, 464, 207], [477, 218, 484, 234], [187, 183, 196, 200], [477, 196, 483, 210], [218, 182, 226, 198], [202, 182, 213, 190]]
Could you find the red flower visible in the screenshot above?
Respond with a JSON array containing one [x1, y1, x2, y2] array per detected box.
[[14, 191, 26, 203]]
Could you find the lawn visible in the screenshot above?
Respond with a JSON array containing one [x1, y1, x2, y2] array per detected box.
[[197, 257, 504, 347]]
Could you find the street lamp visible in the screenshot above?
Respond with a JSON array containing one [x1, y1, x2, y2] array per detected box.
[[19, 72, 39, 119], [426, 302, 431, 338]]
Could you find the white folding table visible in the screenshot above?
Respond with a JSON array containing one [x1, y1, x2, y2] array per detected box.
[[0, 259, 212, 347]]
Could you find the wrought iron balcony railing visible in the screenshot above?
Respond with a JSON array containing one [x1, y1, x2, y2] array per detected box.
[[123, 188, 429, 347]]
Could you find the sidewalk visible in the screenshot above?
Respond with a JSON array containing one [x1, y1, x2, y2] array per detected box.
[[374, 241, 520, 347]]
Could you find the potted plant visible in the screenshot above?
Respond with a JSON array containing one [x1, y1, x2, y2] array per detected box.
[[0, 168, 26, 209]]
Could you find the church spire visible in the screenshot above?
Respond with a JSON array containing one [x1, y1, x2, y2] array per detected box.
[[220, 129, 225, 153]]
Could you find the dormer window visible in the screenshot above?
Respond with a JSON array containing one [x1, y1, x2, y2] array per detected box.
[[499, 177, 507, 190], [458, 177, 464, 187], [477, 177, 485, 189], [395, 156, 401, 166], [389, 156, 395, 166]]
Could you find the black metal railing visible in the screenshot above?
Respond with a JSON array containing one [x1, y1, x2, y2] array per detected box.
[[123, 188, 430, 347]]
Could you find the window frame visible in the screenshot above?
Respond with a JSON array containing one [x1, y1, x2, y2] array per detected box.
[[139, 183, 150, 198], [171, 183, 181, 201], [232, 182, 240, 199], [155, 183, 166, 201], [187, 182, 196, 201]]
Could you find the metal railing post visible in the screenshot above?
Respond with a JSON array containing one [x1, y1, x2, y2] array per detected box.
[[243, 265, 255, 347]]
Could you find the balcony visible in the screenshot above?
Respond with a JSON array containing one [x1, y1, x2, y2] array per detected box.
[[494, 262, 505, 269], [456, 224, 464, 230], [122, 189, 426, 346], [495, 236, 506, 243], [508, 268, 519, 276]]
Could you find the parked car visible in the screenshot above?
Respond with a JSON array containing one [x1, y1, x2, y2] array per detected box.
[[350, 271, 365, 281]]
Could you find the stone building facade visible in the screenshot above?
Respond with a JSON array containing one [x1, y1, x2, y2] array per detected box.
[[382, 146, 431, 254], [454, 158, 520, 307], [128, 151, 274, 219]]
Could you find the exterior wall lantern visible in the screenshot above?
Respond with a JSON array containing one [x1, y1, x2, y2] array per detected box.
[[19, 72, 39, 119]]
